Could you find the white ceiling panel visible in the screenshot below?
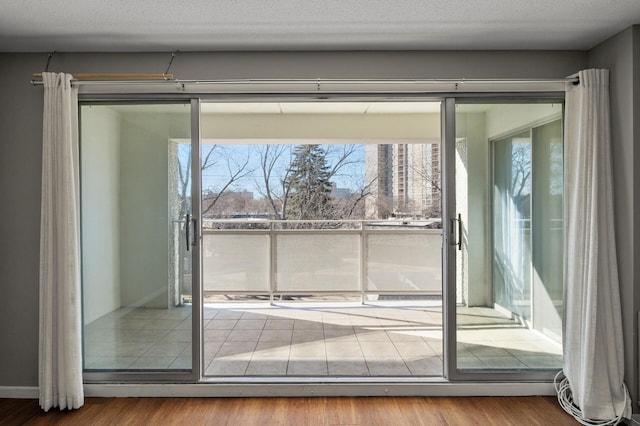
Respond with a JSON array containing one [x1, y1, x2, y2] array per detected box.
[[201, 103, 282, 114], [1, 0, 640, 52], [279, 102, 370, 114], [365, 102, 441, 114]]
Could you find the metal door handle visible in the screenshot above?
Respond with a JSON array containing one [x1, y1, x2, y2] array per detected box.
[[457, 213, 462, 251], [185, 213, 191, 251], [449, 214, 462, 251], [191, 217, 197, 249]]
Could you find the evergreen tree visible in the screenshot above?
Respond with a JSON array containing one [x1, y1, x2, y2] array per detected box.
[[284, 144, 334, 220]]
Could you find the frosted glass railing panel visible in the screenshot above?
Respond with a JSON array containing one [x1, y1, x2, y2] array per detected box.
[[276, 234, 360, 292], [366, 232, 442, 293], [203, 233, 270, 292]]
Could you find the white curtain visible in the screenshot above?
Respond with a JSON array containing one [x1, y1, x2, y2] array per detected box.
[[39, 72, 84, 411], [563, 68, 630, 420]]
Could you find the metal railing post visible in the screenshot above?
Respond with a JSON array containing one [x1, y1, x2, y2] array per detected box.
[[360, 220, 366, 305], [269, 221, 276, 305]]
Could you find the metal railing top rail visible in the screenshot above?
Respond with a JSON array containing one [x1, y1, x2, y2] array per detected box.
[[200, 218, 443, 233], [201, 218, 442, 224]]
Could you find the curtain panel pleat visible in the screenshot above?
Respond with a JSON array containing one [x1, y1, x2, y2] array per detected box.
[[563, 68, 630, 421], [39, 72, 84, 411]]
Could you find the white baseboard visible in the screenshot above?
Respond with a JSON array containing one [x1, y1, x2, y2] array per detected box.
[[0, 383, 557, 399], [0, 386, 38, 399], [84, 382, 556, 398]]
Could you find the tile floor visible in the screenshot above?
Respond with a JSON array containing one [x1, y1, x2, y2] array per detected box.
[[83, 302, 562, 376], [202, 302, 444, 377]]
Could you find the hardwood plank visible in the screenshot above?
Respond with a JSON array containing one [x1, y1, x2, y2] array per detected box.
[[0, 396, 577, 425]]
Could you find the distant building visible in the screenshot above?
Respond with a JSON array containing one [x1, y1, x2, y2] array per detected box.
[[365, 144, 393, 218], [330, 183, 353, 199], [202, 189, 256, 218], [202, 189, 254, 200], [365, 142, 441, 219]]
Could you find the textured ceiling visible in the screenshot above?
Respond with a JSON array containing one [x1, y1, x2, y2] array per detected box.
[[2, 0, 640, 52]]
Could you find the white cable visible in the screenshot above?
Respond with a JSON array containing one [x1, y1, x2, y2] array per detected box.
[[554, 370, 628, 426]]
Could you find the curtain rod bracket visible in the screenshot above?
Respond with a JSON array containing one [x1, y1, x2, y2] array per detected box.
[[164, 51, 177, 79], [44, 51, 55, 73]]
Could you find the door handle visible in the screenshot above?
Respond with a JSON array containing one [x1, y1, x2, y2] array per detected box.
[[457, 213, 462, 251], [191, 217, 197, 249], [185, 213, 191, 251], [449, 214, 462, 251]]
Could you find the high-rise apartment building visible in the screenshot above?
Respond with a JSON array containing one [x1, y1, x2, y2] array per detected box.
[[365, 143, 441, 219]]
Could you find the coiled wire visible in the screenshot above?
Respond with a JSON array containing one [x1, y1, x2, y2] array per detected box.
[[554, 370, 628, 426]]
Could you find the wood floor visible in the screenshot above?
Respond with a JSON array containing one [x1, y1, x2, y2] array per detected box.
[[0, 396, 576, 425]]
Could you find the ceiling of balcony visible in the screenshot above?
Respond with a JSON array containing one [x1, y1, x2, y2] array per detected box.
[[2, 0, 640, 52]]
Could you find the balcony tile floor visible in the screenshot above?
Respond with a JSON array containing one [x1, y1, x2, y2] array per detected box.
[[84, 302, 562, 376]]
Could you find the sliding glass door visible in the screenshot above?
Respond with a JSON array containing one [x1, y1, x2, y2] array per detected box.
[[80, 103, 195, 378], [450, 100, 563, 376], [79, 95, 565, 384]]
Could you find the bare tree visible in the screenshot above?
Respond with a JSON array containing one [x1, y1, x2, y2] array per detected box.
[[510, 143, 532, 198], [177, 144, 255, 219], [257, 144, 363, 221], [334, 175, 378, 219], [325, 145, 360, 181], [201, 145, 254, 217], [255, 144, 294, 220]]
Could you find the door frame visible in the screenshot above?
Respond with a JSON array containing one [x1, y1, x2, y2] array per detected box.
[[190, 98, 203, 382], [79, 92, 565, 387], [79, 99, 199, 383]]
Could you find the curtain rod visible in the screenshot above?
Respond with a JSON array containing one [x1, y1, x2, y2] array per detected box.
[[31, 72, 174, 81], [30, 76, 578, 86]]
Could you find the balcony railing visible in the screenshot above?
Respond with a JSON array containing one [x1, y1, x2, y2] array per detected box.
[[200, 219, 442, 302]]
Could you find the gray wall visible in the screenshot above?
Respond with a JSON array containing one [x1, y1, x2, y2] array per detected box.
[[0, 50, 587, 387], [0, 54, 47, 387], [588, 25, 640, 409]]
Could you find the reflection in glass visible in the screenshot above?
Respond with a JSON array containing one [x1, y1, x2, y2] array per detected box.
[[494, 132, 532, 321], [532, 120, 564, 340]]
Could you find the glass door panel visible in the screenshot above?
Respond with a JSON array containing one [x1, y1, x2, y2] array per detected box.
[[531, 120, 564, 341], [453, 101, 563, 374], [80, 103, 193, 374]]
